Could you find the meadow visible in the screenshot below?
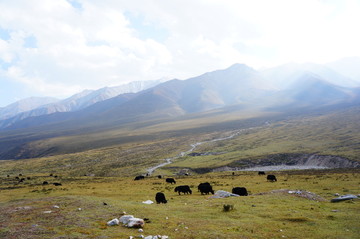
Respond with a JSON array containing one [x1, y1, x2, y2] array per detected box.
[[1, 105, 360, 238], [0, 169, 359, 239]]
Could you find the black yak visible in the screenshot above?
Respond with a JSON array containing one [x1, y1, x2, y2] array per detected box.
[[198, 182, 214, 195], [232, 187, 248, 196], [155, 192, 167, 204], [165, 178, 176, 184], [134, 175, 145, 181], [267, 175, 277, 182], [174, 185, 192, 195]]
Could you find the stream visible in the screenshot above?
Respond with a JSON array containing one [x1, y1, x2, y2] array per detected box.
[[146, 127, 257, 175]]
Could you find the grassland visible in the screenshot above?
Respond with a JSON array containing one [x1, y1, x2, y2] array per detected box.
[[1, 105, 360, 238], [0, 170, 359, 238]]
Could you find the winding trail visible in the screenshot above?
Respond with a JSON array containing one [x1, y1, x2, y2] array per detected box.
[[146, 126, 257, 175]]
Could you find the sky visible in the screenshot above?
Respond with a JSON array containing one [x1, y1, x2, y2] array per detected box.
[[1, 0, 360, 107]]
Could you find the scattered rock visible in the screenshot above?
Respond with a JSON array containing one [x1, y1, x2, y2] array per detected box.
[[210, 190, 240, 198], [257, 189, 327, 201], [43, 211, 52, 214], [142, 200, 154, 204], [127, 218, 145, 228], [331, 194, 358, 203], [107, 218, 120, 226], [120, 215, 134, 224], [119, 215, 145, 228]]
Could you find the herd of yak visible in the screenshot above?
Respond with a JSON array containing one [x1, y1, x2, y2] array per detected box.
[[134, 171, 278, 204]]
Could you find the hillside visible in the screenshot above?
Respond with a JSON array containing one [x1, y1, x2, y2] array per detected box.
[[0, 103, 359, 177], [0, 63, 359, 170]]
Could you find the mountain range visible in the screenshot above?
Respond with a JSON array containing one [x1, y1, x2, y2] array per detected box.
[[0, 79, 163, 128], [0, 58, 359, 160]]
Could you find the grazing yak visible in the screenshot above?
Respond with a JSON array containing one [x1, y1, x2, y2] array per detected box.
[[232, 187, 248, 196], [166, 178, 176, 184], [155, 192, 167, 204], [267, 175, 277, 182], [43, 181, 49, 185], [157, 175, 162, 179], [53, 182, 62, 186], [134, 175, 145, 181], [198, 182, 214, 195], [258, 171, 266, 175], [174, 185, 192, 195]]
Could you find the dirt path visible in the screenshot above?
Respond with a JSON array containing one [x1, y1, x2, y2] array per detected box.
[[146, 126, 258, 175]]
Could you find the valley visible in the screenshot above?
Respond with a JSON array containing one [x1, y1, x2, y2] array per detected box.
[[0, 63, 359, 239]]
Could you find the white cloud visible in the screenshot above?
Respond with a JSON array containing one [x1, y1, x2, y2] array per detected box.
[[0, 0, 359, 106]]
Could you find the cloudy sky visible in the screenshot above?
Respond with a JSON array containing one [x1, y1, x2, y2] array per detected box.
[[1, 0, 359, 107]]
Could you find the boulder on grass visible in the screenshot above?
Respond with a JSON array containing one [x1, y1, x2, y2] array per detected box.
[[127, 218, 145, 228], [107, 218, 119, 226]]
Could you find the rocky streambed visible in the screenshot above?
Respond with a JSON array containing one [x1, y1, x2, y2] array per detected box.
[[212, 153, 360, 172], [147, 123, 360, 175]]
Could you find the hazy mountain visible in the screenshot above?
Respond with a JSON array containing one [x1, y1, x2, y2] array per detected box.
[[2, 63, 360, 132], [178, 63, 275, 112], [0, 64, 273, 131], [326, 57, 360, 84], [0, 97, 59, 120], [0, 80, 163, 129], [261, 62, 358, 89], [1, 63, 360, 160], [279, 73, 355, 106]]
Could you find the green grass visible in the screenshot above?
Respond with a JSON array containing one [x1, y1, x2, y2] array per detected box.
[[0, 170, 359, 238]]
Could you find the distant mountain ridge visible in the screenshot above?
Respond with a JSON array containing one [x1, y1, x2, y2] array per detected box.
[[0, 80, 163, 129], [2, 63, 359, 132], [1, 61, 360, 160], [0, 97, 59, 120], [1, 59, 360, 131]]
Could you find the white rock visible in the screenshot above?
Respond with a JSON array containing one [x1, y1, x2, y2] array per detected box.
[[127, 218, 145, 228], [53, 205, 60, 208], [138, 229, 143, 232], [144, 236, 152, 239], [142, 200, 154, 204], [43, 211, 52, 214], [120, 215, 134, 224], [107, 218, 120, 226]]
